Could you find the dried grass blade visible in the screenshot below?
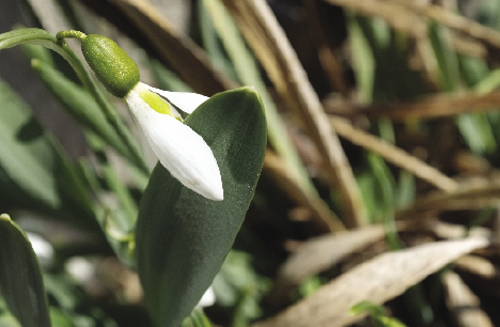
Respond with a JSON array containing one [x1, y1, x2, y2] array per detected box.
[[202, 0, 318, 199], [429, 221, 490, 240], [267, 225, 386, 306], [330, 117, 459, 192], [399, 183, 500, 218], [254, 236, 490, 327], [455, 255, 498, 280], [302, 0, 348, 96], [323, 0, 427, 38], [322, 0, 500, 62], [443, 271, 494, 327], [221, 0, 365, 228], [264, 151, 344, 233], [325, 91, 500, 121], [395, 0, 500, 55]]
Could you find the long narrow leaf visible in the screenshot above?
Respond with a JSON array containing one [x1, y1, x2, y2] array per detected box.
[[31, 59, 137, 163], [0, 214, 51, 327], [0, 77, 96, 227]]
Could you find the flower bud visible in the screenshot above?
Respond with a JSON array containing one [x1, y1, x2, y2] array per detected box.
[[81, 34, 140, 98]]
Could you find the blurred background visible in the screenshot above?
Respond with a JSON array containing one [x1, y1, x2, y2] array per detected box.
[[3, 0, 500, 326]]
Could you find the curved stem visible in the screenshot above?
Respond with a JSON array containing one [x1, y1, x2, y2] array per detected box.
[[56, 30, 87, 41], [56, 38, 150, 173]]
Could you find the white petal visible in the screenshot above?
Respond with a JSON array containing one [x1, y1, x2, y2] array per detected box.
[[148, 85, 209, 114], [26, 232, 54, 267], [125, 89, 223, 201], [196, 286, 216, 308], [65, 257, 95, 283]]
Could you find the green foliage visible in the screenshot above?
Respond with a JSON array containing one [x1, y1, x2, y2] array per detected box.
[[0, 214, 51, 327], [31, 57, 140, 165], [3, 0, 500, 325], [350, 301, 407, 327], [181, 309, 213, 327], [0, 25, 267, 327], [213, 250, 270, 326], [0, 77, 96, 226]]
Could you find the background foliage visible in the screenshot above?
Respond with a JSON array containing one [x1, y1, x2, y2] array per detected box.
[[2, 0, 500, 326]]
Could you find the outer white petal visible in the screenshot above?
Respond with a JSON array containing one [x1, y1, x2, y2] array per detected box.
[[26, 232, 54, 268], [125, 89, 223, 201], [148, 85, 209, 114], [196, 286, 216, 308]]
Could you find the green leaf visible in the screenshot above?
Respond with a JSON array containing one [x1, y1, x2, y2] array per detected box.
[[366, 153, 403, 250], [30, 58, 140, 166], [0, 77, 96, 226], [0, 214, 51, 327], [181, 309, 213, 327], [350, 300, 386, 317], [136, 87, 266, 327], [350, 301, 407, 327], [0, 29, 57, 52], [348, 14, 375, 103], [456, 113, 497, 155], [428, 20, 460, 92], [0, 297, 22, 327]]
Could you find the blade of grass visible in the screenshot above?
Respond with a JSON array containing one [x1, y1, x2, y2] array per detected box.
[[329, 117, 458, 192], [264, 151, 344, 232], [325, 91, 500, 121], [0, 214, 51, 327]]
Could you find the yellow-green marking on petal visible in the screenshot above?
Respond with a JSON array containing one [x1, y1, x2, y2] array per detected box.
[[134, 83, 172, 116]]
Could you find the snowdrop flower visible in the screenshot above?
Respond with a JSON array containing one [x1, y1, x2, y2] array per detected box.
[[124, 82, 223, 201], [60, 31, 223, 201]]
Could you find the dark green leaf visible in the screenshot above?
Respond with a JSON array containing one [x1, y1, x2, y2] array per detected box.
[[428, 20, 460, 92], [136, 87, 266, 327], [0, 77, 96, 228], [0, 29, 57, 51], [181, 309, 213, 327], [0, 214, 51, 327], [31, 59, 139, 165]]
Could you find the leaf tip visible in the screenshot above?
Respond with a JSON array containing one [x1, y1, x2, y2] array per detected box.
[[0, 213, 11, 221]]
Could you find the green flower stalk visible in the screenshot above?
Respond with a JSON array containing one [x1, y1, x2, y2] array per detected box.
[[58, 31, 223, 201]]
